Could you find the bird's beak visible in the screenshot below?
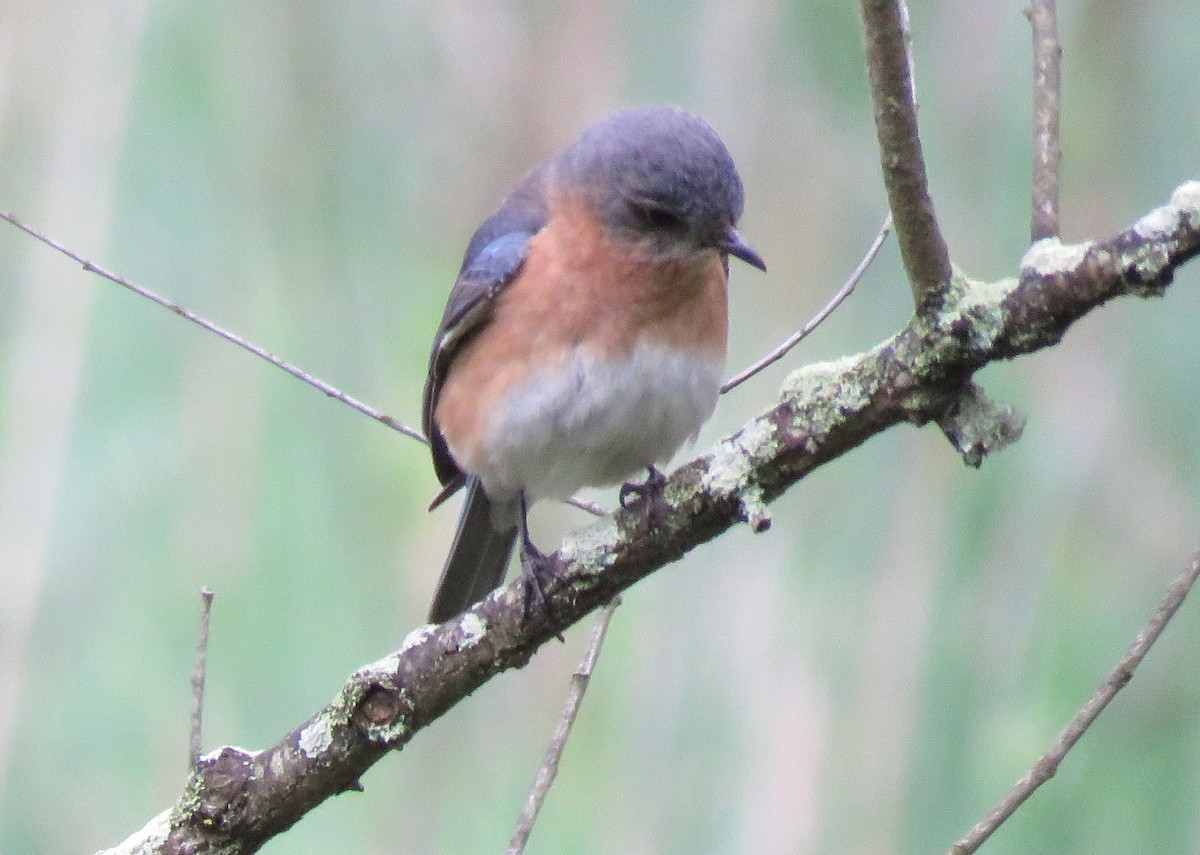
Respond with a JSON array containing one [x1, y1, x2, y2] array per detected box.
[[721, 227, 767, 272]]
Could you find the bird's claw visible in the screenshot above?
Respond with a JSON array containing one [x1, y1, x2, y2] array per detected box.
[[619, 466, 667, 510], [520, 544, 566, 642]]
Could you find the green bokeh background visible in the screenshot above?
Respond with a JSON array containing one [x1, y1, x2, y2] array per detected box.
[[2, 1, 1199, 853]]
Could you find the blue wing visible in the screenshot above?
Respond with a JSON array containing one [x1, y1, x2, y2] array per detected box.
[[423, 181, 548, 494], [438, 230, 534, 339]]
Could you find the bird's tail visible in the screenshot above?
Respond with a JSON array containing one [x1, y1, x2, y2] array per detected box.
[[428, 478, 518, 623]]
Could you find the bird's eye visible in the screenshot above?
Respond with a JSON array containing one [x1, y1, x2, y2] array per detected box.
[[636, 202, 685, 231]]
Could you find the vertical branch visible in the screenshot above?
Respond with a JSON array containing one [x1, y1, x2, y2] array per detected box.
[[1027, 0, 1063, 241], [190, 588, 215, 767], [859, 0, 952, 310]]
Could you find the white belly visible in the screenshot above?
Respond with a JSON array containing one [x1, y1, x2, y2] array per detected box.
[[474, 342, 723, 501]]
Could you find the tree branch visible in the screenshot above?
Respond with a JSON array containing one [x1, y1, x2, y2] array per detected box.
[[190, 588, 215, 767], [507, 599, 620, 854], [949, 550, 1200, 854], [859, 0, 953, 309], [1027, 0, 1063, 241], [721, 214, 892, 393], [97, 180, 1200, 854], [0, 209, 427, 445]]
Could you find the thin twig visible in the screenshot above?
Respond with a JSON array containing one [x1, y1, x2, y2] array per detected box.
[[859, 0, 952, 309], [565, 496, 608, 517], [0, 209, 674, 523], [722, 214, 892, 393], [949, 550, 1200, 854], [507, 598, 621, 855], [1026, 0, 1063, 241], [0, 210, 426, 444], [190, 587, 215, 767]]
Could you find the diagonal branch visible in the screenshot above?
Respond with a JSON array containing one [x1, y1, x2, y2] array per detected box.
[[859, 0, 953, 309], [721, 214, 892, 393], [97, 181, 1200, 855], [0, 209, 427, 445], [949, 550, 1200, 854], [507, 599, 620, 854]]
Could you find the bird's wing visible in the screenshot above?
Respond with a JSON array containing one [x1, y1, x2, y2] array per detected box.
[[423, 179, 549, 495]]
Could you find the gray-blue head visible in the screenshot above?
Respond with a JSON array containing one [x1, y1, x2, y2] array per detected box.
[[557, 105, 765, 270]]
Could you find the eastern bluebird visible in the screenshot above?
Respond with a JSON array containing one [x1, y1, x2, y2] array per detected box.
[[423, 105, 765, 623]]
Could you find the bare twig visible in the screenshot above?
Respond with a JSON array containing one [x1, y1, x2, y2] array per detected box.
[[507, 599, 620, 855], [1026, 0, 1063, 241], [0, 210, 426, 444], [949, 550, 1200, 854], [565, 496, 608, 517], [722, 214, 892, 393], [190, 587, 215, 767], [859, 0, 952, 309]]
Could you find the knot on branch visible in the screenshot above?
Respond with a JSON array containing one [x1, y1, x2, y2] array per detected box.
[[353, 684, 409, 743], [170, 746, 257, 849], [936, 381, 1026, 468], [346, 645, 425, 746]]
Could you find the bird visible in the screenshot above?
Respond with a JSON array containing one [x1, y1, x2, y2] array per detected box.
[[422, 105, 765, 624]]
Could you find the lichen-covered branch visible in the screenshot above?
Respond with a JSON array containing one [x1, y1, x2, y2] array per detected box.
[[97, 181, 1200, 855], [859, 0, 953, 309]]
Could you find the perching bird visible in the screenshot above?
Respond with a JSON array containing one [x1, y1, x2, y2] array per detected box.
[[423, 105, 765, 623]]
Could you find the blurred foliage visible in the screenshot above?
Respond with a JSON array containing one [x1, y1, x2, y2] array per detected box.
[[1, 1, 1199, 853]]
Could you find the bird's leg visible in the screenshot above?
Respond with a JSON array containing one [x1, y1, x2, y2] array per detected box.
[[619, 465, 667, 510], [517, 491, 565, 637]]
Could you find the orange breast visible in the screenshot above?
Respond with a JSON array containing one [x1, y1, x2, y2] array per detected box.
[[434, 188, 729, 482]]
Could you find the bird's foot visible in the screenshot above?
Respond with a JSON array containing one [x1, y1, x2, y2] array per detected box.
[[619, 466, 667, 510], [519, 541, 566, 642]]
